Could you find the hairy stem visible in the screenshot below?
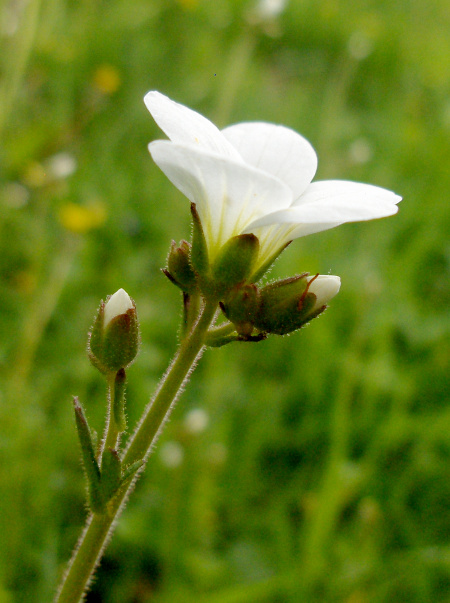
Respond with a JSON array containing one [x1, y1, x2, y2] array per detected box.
[[55, 299, 218, 603], [100, 374, 120, 464]]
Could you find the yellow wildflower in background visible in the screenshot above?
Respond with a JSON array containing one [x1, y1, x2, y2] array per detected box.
[[93, 65, 121, 95], [58, 201, 107, 234]]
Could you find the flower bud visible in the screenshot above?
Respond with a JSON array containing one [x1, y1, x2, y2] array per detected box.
[[104, 288, 134, 327], [163, 240, 198, 293], [211, 234, 259, 296], [220, 283, 260, 336], [88, 289, 139, 374], [306, 274, 341, 312], [253, 273, 340, 335]]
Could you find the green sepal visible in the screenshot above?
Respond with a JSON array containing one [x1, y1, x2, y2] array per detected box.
[[88, 302, 107, 374], [88, 302, 104, 359], [220, 283, 260, 336], [259, 273, 308, 301], [190, 203, 209, 278], [102, 308, 139, 373], [73, 397, 104, 514], [164, 239, 198, 294], [113, 368, 127, 432], [212, 234, 260, 295], [88, 354, 106, 375], [100, 448, 122, 503], [254, 274, 318, 335]]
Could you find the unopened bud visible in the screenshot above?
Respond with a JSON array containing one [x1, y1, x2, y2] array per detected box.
[[88, 289, 139, 374], [104, 288, 134, 326], [164, 240, 198, 293], [220, 283, 260, 336], [306, 275, 341, 312], [211, 234, 260, 297], [254, 273, 340, 335]]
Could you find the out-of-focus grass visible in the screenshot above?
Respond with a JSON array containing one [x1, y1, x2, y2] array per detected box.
[[0, 0, 449, 601]]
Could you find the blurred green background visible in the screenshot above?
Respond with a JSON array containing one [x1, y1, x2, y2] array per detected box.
[[1, 0, 449, 601]]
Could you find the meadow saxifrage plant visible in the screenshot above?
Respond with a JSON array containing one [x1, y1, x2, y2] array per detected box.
[[55, 91, 401, 602]]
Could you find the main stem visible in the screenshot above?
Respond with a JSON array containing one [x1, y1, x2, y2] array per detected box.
[[55, 299, 218, 603]]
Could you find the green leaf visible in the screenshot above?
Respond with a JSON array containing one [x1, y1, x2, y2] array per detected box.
[[100, 448, 122, 503], [120, 460, 145, 487], [73, 397, 104, 514]]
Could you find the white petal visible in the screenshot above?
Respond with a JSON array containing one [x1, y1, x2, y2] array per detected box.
[[252, 220, 341, 247], [149, 140, 293, 257], [144, 91, 241, 160], [292, 180, 402, 208], [306, 275, 341, 310], [244, 180, 400, 264], [104, 288, 133, 327], [222, 122, 317, 199], [249, 180, 401, 229], [246, 221, 341, 269]]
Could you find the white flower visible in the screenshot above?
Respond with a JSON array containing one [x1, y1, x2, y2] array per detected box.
[[144, 91, 401, 269], [184, 408, 209, 434], [103, 288, 133, 327], [45, 152, 77, 179], [254, 0, 288, 20], [159, 441, 184, 468], [306, 275, 341, 311]]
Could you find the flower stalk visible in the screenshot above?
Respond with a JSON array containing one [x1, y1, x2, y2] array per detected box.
[[55, 299, 218, 603]]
